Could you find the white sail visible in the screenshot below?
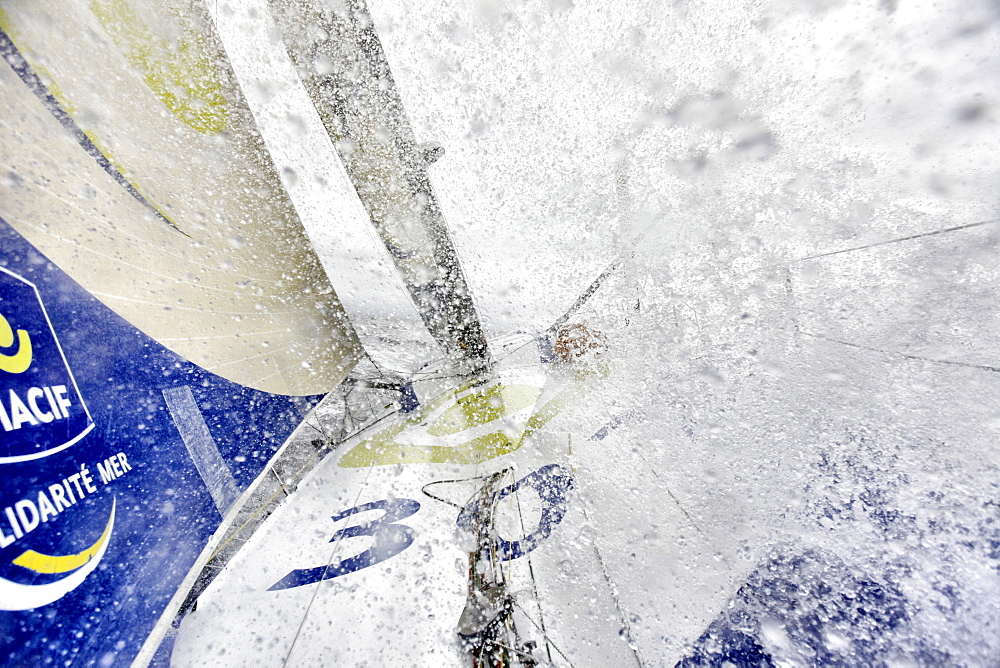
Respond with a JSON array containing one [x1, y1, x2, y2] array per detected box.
[[0, 0, 366, 395]]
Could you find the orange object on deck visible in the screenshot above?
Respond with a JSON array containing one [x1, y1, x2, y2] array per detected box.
[[553, 324, 608, 362]]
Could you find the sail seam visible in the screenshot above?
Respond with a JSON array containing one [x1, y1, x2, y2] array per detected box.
[[0, 27, 187, 236]]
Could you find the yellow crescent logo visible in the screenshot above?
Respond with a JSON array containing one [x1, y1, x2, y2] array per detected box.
[[12, 507, 114, 574], [0, 499, 116, 611], [0, 312, 32, 374]]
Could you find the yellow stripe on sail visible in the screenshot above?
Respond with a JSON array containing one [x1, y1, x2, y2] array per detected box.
[[90, 0, 227, 134]]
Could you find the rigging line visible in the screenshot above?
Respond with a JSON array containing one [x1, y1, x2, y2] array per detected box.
[[481, 477, 543, 664], [303, 394, 345, 442], [476, 635, 489, 667], [488, 471, 511, 585], [591, 546, 644, 668], [0, 28, 187, 236], [587, 539, 645, 668], [362, 349, 389, 379], [302, 418, 329, 440], [337, 400, 400, 440], [281, 458, 379, 667], [545, 249, 631, 336], [493, 526, 530, 663], [489, 640, 538, 664], [341, 383, 376, 441], [509, 599, 577, 668], [793, 217, 1000, 263], [423, 470, 517, 512], [208, 386, 387, 569], [207, 434, 334, 562], [335, 394, 351, 441], [544, 228, 647, 336], [522, 2, 999, 276], [487, 335, 541, 364], [421, 473, 507, 509], [406, 371, 468, 382], [362, 382, 378, 418], [625, 428, 734, 575], [628, 448, 705, 536], [568, 447, 671, 668], [801, 331, 1000, 373], [420, 485, 464, 509], [479, 473, 514, 611], [340, 384, 357, 433], [203, 387, 359, 563], [512, 469, 555, 666], [569, 443, 645, 668]]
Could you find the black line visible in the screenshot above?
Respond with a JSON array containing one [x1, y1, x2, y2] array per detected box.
[[803, 331, 1000, 373], [795, 218, 999, 262], [0, 28, 187, 236], [589, 543, 645, 667], [545, 231, 649, 336], [546, 256, 624, 336]]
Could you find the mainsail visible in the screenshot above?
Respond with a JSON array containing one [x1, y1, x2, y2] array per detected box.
[[0, 0, 359, 394]]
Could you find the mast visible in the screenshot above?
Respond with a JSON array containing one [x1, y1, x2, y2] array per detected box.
[[267, 0, 493, 376]]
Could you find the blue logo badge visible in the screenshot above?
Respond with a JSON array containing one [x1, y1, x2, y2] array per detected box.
[[0, 266, 92, 462]]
